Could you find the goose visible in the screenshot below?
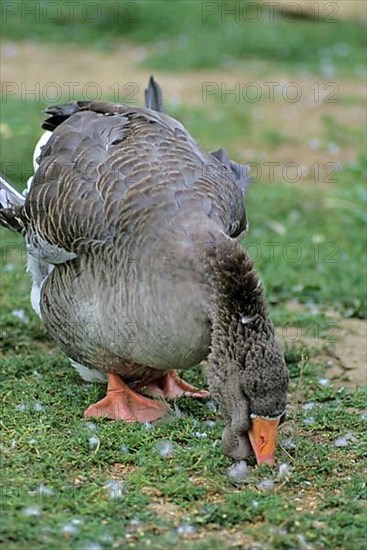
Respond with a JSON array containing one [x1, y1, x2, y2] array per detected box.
[[0, 77, 288, 465]]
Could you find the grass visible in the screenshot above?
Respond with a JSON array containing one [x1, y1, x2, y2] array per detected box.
[[1, 5, 367, 548], [1, 1, 366, 75], [1, 328, 366, 548]]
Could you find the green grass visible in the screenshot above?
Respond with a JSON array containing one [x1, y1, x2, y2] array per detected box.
[[246, 170, 367, 318], [1, 333, 366, 548], [1, 0, 366, 74]]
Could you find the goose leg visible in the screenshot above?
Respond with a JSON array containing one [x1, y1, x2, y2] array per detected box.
[[143, 370, 210, 399], [84, 373, 169, 422]]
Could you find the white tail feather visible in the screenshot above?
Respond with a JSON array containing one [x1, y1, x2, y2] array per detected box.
[[0, 174, 25, 206]]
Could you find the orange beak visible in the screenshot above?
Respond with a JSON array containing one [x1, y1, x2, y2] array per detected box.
[[248, 416, 280, 466]]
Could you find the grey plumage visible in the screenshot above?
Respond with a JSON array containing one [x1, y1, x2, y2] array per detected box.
[[0, 77, 288, 461]]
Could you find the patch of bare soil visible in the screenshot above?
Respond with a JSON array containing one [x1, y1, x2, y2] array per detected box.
[[276, 305, 367, 388], [318, 318, 367, 387], [149, 500, 183, 520], [147, 500, 260, 547], [1, 41, 366, 182], [265, 0, 367, 20], [109, 462, 139, 479], [197, 527, 257, 548]]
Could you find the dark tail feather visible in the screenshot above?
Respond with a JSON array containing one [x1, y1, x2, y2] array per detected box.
[[0, 174, 25, 232], [144, 76, 164, 112]]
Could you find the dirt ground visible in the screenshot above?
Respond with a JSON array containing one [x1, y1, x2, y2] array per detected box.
[[276, 312, 367, 389], [1, 40, 366, 387], [324, 318, 366, 387], [265, 0, 367, 20]]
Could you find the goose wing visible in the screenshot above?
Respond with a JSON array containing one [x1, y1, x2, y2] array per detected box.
[[22, 97, 248, 263]]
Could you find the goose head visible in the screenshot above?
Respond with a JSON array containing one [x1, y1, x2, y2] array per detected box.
[[219, 332, 288, 466], [205, 237, 288, 466]]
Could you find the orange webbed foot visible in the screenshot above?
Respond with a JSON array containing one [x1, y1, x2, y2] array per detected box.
[[84, 373, 169, 422]]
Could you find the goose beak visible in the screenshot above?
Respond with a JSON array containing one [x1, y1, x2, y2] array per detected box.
[[248, 416, 280, 466]]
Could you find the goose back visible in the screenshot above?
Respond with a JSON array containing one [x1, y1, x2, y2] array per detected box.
[[23, 100, 248, 262]]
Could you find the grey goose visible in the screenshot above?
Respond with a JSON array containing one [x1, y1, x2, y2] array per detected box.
[[0, 77, 288, 465]]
